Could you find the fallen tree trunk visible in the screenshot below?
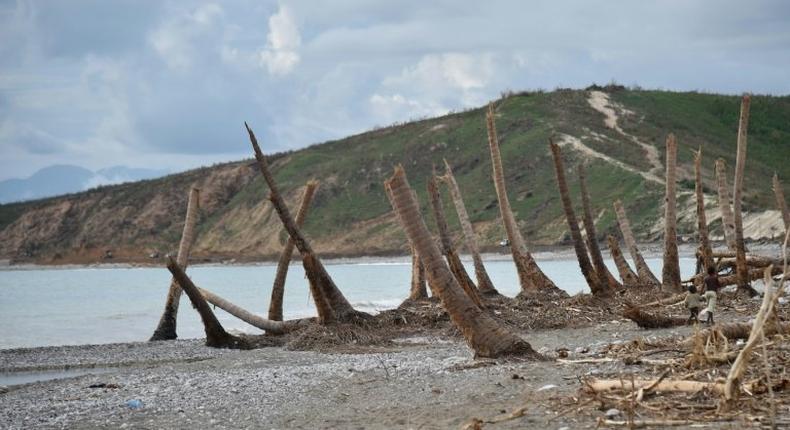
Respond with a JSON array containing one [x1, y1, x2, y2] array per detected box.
[[199, 286, 314, 334], [427, 174, 483, 307], [732, 95, 755, 296], [773, 173, 790, 233], [578, 164, 621, 291], [715, 158, 737, 250], [623, 304, 688, 329], [585, 378, 724, 395], [685, 266, 782, 288], [385, 166, 539, 358], [614, 200, 660, 287], [269, 181, 319, 321], [442, 159, 499, 296], [684, 321, 790, 347], [246, 123, 370, 322], [607, 235, 640, 287], [166, 257, 250, 349], [662, 134, 682, 292], [486, 103, 562, 296], [151, 187, 201, 341], [694, 148, 714, 271], [550, 141, 604, 295]]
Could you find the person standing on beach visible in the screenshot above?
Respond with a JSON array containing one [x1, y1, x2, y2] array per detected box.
[[684, 284, 703, 324], [702, 267, 721, 325]]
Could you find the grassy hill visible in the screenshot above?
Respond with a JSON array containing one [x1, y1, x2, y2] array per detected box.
[[1, 87, 788, 264]]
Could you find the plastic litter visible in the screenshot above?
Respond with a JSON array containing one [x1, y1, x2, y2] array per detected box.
[[125, 399, 144, 410]]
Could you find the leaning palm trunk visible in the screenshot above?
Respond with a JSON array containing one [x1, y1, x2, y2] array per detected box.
[[773, 173, 790, 233], [268, 181, 319, 321], [198, 286, 314, 334], [427, 176, 483, 307], [549, 142, 603, 294], [150, 187, 201, 341], [408, 249, 428, 300], [245, 123, 369, 322], [166, 257, 250, 349], [607, 235, 640, 287], [694, 149, 714, 272], [662, 134, 682, 292], [578, 164, 620, 291], [385, 166, 538, 358], [732, 96, 753, 294], [614, 200, 660, 287], [486, 103, 561, 295], [442, 159, 499, 296], [715, 159, 737, 250]]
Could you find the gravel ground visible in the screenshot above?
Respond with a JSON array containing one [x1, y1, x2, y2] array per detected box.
[[0, 321, 699, 430]]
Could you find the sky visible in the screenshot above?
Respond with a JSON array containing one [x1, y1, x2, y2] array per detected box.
[[1, 0, 789, 181]]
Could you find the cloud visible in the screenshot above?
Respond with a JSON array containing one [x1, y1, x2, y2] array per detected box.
[[258, 5, 301, 75]]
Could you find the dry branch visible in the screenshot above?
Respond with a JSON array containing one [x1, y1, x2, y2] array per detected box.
[[585, 378, 724, 395]]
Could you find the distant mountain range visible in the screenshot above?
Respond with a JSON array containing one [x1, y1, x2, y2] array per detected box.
[[0, 165, 169, 204]]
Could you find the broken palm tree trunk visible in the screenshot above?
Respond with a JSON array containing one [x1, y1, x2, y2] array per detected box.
[[773, 173, 790, 233], [245, 122, 370, 322], [607, 235, 640, 287], [578, 163, 621, 291], [268, 180, 319, 321], [549, 141, 605, 295], [662, 133, 682, 292], [385, 166, 538, 358], [623, 303, 688, 329], [409, 249, 428, 300], [715, 158, 737, 250], [442, 159, 500, 296], [150, 187, 201, 341], [694, 148, 714, 272], [731, 95, 756, 296], [486, 103, 563, 297], [166, 257, 250, 349], [614, 200, 660, 287], [427, 175, 483, 308], [198, 286, 314, 334]]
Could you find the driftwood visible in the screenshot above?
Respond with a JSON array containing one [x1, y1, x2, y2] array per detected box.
[[685, 266, 782, 288], [198, 286, 313, 334], [694, 149, 714, 271], [773, 173, 790, 232], [715, 158, 737, 250], [151, 187, 201, 341], [585, 378, 724, 395], [269, 181, 319, 321], [639, 293, 685, 308], [607, 235, 640, 287], [486, 103, 561, 295], [246, 123, 370, 322], [614, 200, 660, 287], [442, 159, 499, 296], [166, 257, 250, 349], [684, 321, 790, 347], [426, 174, 483, 307], [385, 165, 538, 358], [578, 164, 620, 291], [662, 134, 681, 292], [732, 95, 752, 294], [550, 141, 604, 295], [623, 304, 687, 329]]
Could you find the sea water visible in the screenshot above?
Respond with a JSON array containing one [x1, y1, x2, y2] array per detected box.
[[0, 255, 696, 349]]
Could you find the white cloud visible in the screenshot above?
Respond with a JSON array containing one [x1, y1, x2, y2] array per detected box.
[[149, 3, 224, 71], [258, 5, 301, 76]]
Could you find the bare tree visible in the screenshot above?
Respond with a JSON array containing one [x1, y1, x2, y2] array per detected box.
[[427, 175, 483, 307], [166, 257, 250, 349], [269, 181, 319, 321], [245, 122, 370, 321], [578, 163, 621, 291], [486, 103, 562, 296], [549, 141, 605, 295], [732, 95, 755, 295], [385, 166, 538, 358], [607, 235, 640, 287], [441, 159, 499, 296], [662, 134, 682, 292], [694, 149, 714, 272], [614, 200, 660, 287], [715, 159, 737, 250], [150, 187, 201, 341], [773, 173, 790, 233]]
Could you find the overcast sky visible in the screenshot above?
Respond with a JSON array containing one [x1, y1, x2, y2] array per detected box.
[[1, 0, 789, 181]]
